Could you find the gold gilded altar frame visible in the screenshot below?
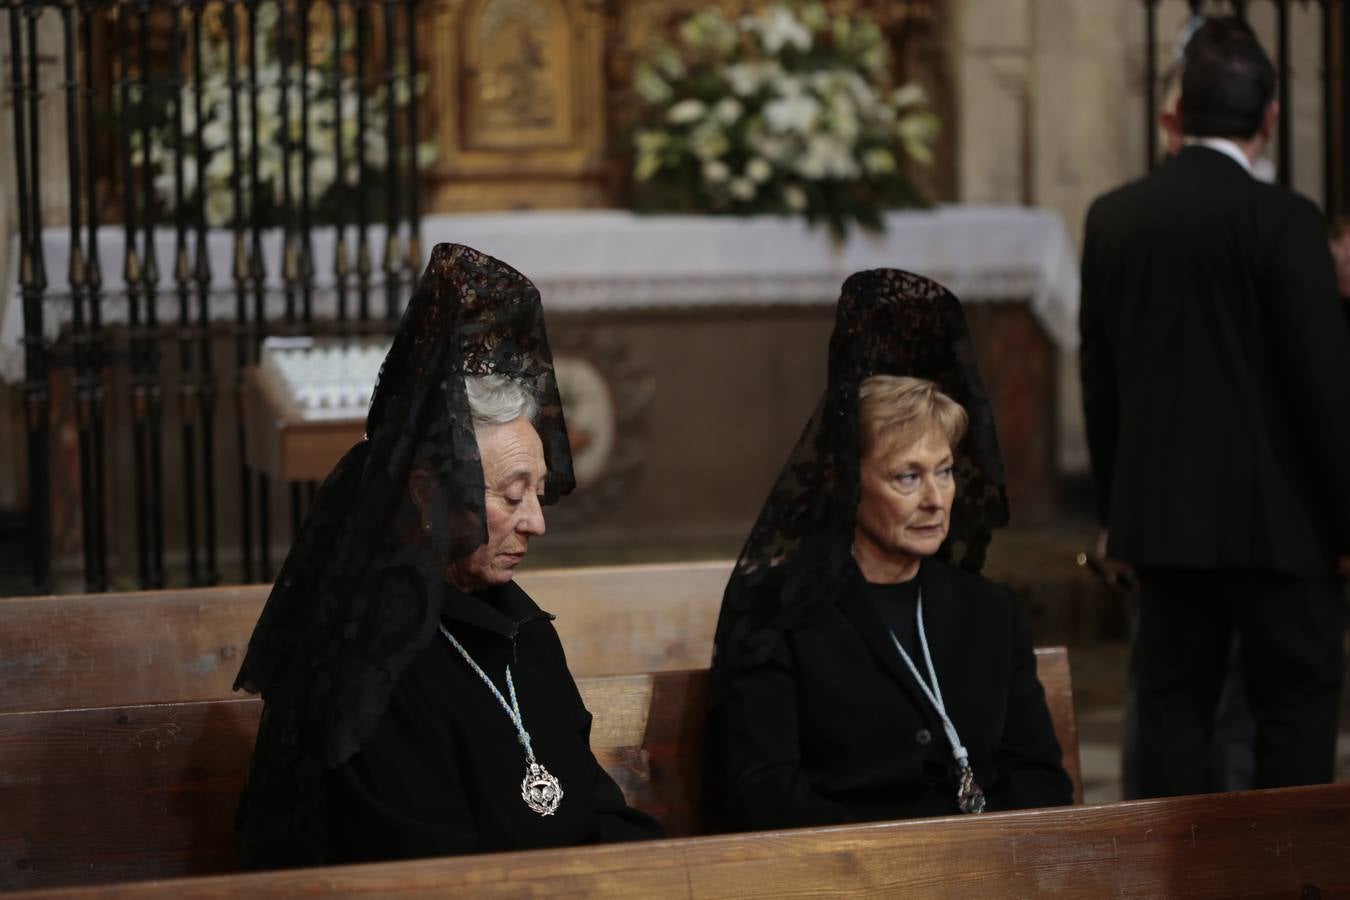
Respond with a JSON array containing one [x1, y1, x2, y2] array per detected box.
[[422, 0, 610, 211]]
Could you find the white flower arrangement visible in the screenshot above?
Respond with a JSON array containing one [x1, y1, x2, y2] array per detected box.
[[129, 5, 435, 228], [630, 2, 938, 237]]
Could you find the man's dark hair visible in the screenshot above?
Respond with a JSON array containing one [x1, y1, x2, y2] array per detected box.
[[1181, 17, 1276, 139]]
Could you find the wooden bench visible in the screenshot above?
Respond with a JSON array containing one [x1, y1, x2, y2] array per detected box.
[[0, 560, 733, 713], [0, 653, 1080, 892], [10, 783, 1350, 899]]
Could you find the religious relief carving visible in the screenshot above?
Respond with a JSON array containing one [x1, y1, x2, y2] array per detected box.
[[463, 0, 574, 148], [423, 0, 607, 211]]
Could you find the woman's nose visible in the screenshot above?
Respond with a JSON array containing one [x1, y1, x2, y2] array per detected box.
[[520, 494, 546, 537], [919, 476, 943, 507]]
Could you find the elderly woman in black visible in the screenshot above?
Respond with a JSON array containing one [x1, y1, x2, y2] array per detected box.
[[706, 270, 1073, 829], [234, 244, 662, 868]]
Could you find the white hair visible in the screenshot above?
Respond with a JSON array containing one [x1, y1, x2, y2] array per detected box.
[[464, 374, 537, 426]]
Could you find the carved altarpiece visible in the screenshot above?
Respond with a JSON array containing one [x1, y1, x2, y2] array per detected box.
[[422, 0, 610, 211], [419, 0, 951, 212]]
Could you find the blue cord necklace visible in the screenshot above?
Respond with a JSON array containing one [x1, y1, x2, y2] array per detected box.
[[888, 590, 986, 814], [438, 623, 564, 816]]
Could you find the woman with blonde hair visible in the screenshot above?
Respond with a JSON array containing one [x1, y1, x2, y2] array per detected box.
[[706, 270, 1072, 829]]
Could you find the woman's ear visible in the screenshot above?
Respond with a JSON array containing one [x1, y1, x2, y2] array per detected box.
[[408, 466, 434, 518]]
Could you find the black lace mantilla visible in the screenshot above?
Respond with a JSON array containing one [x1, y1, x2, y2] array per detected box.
[[233, 244, 574, 868], [713, 269, 1010, 672]]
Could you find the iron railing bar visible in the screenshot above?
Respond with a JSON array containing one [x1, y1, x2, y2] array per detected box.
[[381, 0, 400, 326], [228, 0, 255, 582], [277, 0, 305, 538], [11, 0, 51, 593], [246, 0, 272, 581], [332, 0, 349, 332], [192, 0, 219, 584], [171, 2, 203, 586], [80, 0, 108, 591], [355, 0, 371, 325], [61, 0, 99, 591], [138, 0, 167, 588], [117, 0, 154, 588], [299, 0, 319, 524], [404, 0, 420, 288], [300, 0, 315, 325], [279, 0, 298, 329]]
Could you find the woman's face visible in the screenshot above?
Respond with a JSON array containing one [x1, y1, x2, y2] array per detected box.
[[852, 424, 956, 583], [447, 416, 548, 592]]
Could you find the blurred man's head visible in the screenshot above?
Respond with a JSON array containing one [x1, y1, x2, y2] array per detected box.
[[1181, 17, 1277, 145]]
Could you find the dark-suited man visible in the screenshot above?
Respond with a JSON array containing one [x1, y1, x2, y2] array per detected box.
[[1079, 17, 1350, 798]]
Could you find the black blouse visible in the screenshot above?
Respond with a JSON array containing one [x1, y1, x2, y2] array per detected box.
[[867, 577, 921, 659], [324, 581, 663, 862], [706, 557, 1073, 831]]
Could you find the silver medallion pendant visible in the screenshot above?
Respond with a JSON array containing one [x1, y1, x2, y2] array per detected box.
[[521, 761, 564, 816], [957, 761, 986, 814]]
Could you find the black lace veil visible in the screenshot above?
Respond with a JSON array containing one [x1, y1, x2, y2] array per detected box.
[[233, 243, 574, 867], [712, 269, 1009, 673]]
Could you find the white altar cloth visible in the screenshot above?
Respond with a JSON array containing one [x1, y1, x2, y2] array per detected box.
[[2, 206, 1080, 384]]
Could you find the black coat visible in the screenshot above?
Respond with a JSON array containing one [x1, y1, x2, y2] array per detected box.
[[705, 558, 1073, 831], [1080, 145, 1350, 576], [324, 580, 663, 862]]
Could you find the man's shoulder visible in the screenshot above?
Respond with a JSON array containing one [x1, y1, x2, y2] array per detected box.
[[1084, 168, 1174, 236], [1248, 178, 1322, 223], [1086, 174, 1150, 220]]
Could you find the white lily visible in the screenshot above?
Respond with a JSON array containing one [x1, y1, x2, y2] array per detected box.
[[635, 65, 673, 104], [690, 122, 730, 160], [892, 83, 928, 109], [713, 97, 743, 125], [728, 176, 756, 201], [746, 7, 812, 55], [667, 98, 708, 125], [863, 147, 896, 175], [764, 91, 820, 135], [205, 190, 234, 228]]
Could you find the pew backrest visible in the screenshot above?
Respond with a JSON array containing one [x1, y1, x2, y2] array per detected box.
[[0, 670, 706, 891], [0, 560, 733, 714], [0, 656, 1079, 892], [1032, 645, 1081, 804], [13, 784, 1350, 899]]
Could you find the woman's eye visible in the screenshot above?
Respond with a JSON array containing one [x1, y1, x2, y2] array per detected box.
[[896, 472, 920, 486], [937, 465, 954, 479]]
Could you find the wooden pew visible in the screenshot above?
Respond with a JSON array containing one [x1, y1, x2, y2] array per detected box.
[[0, 655, 1080, 892], [0, 671, 703, 891], [0, 560, 733, 713], [11, 784, 1350, 899]]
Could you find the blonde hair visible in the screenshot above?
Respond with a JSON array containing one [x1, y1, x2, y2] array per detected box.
[[858, 375, 968, 453]]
